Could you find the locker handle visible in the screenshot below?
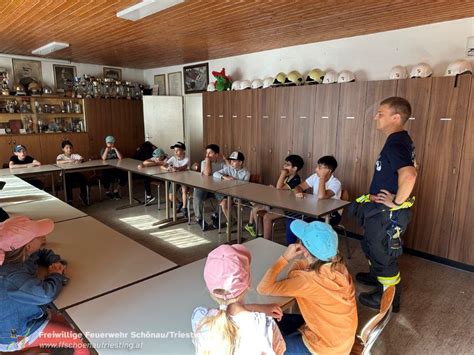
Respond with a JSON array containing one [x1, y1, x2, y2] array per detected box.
[[206, 115, 211, 118], [287, 150, 291, 154], [408, 117, 415, 120], [252, 147, 256, 152], [269, 148, 272, 153], [299, 116, 307, 119], [232, 115, 237, 118], [346, 116, 355, 120], [263, 115, 269, 119], [246, 115, 252, 118], [440, 118, 452, 121], [281, 116, 287, 119], [307, 152, 311, 158], [452, 167, 457, 175], [322, 116, 329, 119], [218, 115, 223, 118]]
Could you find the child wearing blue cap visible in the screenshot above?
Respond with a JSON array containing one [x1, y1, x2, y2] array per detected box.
[[258, 221, 357, 354], [9, 144, 44, 190], [137, 147, 168, 205]]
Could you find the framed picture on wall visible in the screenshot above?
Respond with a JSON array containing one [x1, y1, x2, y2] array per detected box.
[[53, 64, 76, 92], [154, 74, 166, 95], [183, 62, 208, 94], [12, 59, 43, 89], [167, 71, 182, 96], [103, 67, 122, 80]]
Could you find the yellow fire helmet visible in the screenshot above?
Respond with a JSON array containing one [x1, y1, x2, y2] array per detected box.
[[272, 72, 288, 86], [306, 68, 325, 84], [287, 70, 304, 85]]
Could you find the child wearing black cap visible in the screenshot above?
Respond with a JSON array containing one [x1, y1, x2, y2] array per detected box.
[[213, 151, 250, 223]]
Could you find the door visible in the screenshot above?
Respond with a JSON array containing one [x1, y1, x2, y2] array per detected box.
[[396, 77, 432, 249], [408, 75, 471, 258], [292, 85, 316, 179], [84, 99, 112, 159], [258, 89, 276, 185], [360, 80, 398, 193]]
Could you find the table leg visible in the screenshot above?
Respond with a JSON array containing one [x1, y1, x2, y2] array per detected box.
[[236, 198, 242, 244], [155, 181, 187, 228], [165, 180, 170, 219], [63, 172, 67, 202], [116, 171, 142, 210], [172, 182, 176, 222], [51, 173, 55, 196], [226, 195, 232, 243], [324, 215, 330, 224]]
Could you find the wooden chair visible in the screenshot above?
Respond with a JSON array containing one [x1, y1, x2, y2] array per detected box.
[[350, 286, 396, 355], [333, 189, 352, 259]]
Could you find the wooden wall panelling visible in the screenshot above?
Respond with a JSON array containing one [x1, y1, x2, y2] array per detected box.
[[272, 87, 295, 184], [248, 89, 261, 177], [449, 76, 474, 265], [39, 133, 89, 164], [292, 85, 316, 179], [311, 84, 340, 173], [202, 92, 214, 147], [396, 77, 433, 249], [215, 91, 232, 154], [0, 136, 16, 167], [84, 99, 113, 159], [259, 89, 277, 185], [111, 100, 129, 156], [335, 81, 367, 233], [359, 80, 398, 193], [408, 75, 471, 258]]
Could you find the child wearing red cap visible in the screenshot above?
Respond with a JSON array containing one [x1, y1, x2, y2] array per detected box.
[[258, 221, 357, 354], [192, 244, 286, 355], [0, 216, 89, 354]]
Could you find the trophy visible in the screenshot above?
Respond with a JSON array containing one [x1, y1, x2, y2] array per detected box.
[[0, 68, 10, 96]]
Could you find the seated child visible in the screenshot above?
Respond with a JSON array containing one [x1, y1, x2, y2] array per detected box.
[[213, 151, 250, 223], [290, 155, 342, 244], [9, 144, 44, 190], [137, 147, 168, 205], [192, 244, 286, 355], [244, 154, 304, 239], [56, 140, 89, 206], [100, 135, 127, 200], [0, 216, 89, 354], [165, 142, 189, 216], [258, 220, 357, 354]]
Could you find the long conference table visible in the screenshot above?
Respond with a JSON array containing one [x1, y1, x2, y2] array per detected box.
[[0, 158, 350, 243], [66, 238, 293, 354]]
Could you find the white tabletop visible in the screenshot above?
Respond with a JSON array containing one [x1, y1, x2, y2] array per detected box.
[[55, 159, 110, 171], [221, 182, 350, 218], [0, 175, 86, 222], [105, 158, 167, 176], [0, 164, 61, 176], [47, 216, 177, 309], [66, 238, 292, 354], [156, 171, 249, 191]]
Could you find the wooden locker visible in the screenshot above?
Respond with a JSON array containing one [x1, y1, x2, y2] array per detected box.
[[335, 81, 368, 200], [39, 133, 89, 164], [214, 91, 231, 154], [396, 77, 432, 249], [448, 76, 474, 265], [0, 136, 13, 167], [408, 75, 471, 258], [258, 89, 276, 185], [202, 92, 214, 147], [311, 84, 340, 173], [292, 85, 316, 179], [272, 86, 295, 184], [359, 80, 398, 194], [249, 89, 261, 178], [84, 99, 112, 159]]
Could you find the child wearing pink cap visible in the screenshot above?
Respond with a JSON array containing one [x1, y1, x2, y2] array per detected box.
[[0, 216, 89, 354], [191, 244, 286, 355]]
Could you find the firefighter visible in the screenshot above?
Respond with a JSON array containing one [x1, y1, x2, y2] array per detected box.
[[350, 96, 417, 313]]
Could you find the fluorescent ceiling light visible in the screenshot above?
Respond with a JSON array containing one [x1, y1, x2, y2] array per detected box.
[[117, 0, 184, 21], [32, 41, 69, 56]]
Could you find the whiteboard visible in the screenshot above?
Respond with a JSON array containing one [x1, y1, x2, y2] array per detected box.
[[143, 96, 184, 155]]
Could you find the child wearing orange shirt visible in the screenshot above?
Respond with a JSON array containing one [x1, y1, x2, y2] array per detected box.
[[258, 221, 357, 354]]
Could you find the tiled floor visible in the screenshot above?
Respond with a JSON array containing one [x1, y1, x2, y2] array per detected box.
[[78, 186, 473, 355]]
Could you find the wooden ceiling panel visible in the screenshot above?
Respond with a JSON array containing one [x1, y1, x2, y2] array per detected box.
[[0, 0, 472, 69]]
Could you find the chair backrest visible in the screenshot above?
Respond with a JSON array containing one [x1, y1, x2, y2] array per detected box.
[[353, 286, 396, 354], [250, 174, 261, 184], [341, 189, 349, 201]]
